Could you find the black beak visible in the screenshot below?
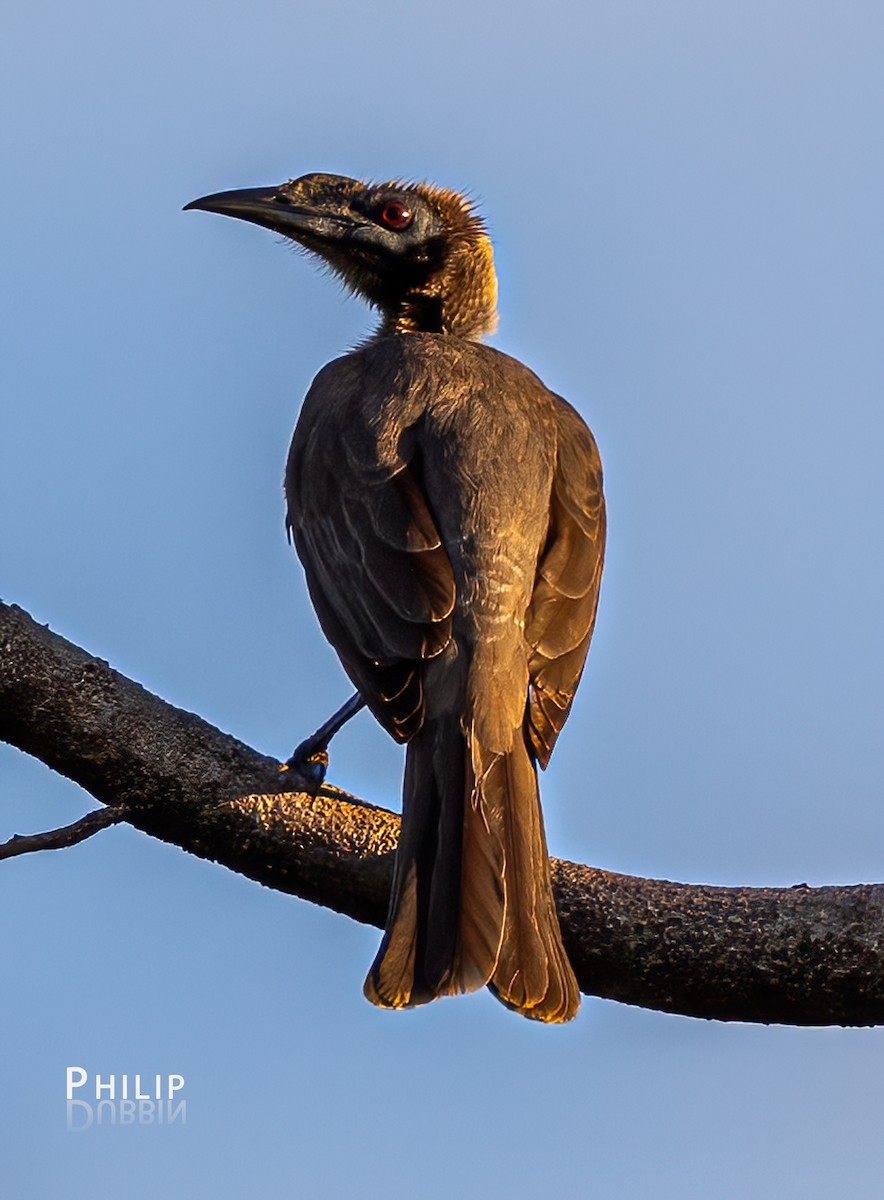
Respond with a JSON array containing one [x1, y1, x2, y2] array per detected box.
[[184, 185, 350, 243]]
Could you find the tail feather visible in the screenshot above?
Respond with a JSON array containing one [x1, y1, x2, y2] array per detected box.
[[483, 740, 581, 1023], [365, 715, 470, 1007], [364, 714, 580, 1022], [450, 742, 507, 993]]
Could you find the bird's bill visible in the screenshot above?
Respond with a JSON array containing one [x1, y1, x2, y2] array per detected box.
[[184, 185, 350, 243]]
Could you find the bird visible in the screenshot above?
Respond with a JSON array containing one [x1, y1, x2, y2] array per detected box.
[[185, 172, 605, 1022]]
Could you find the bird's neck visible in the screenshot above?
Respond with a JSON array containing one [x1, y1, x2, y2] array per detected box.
[[377, 235, 498, 341]]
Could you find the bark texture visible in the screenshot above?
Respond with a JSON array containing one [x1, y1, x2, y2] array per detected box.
[[2, 599, 882, 1026]]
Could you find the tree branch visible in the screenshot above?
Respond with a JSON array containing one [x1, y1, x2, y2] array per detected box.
[[2, 598, 883, 1026], [0, 805, 130, 860]]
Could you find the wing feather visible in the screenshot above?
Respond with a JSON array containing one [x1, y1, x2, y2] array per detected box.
[[525, 399, 605, 768], [285, 360, 455, 740]]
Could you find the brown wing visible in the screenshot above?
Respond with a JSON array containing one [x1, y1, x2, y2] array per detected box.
[[285, 360, 456, 742], [524, 397, 606, 768]]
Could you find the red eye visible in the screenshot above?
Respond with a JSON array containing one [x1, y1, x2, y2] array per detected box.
[[379, 200, 413, 230]]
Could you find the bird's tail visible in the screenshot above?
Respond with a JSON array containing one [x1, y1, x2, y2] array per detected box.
[[364, 714, 580, 1022]]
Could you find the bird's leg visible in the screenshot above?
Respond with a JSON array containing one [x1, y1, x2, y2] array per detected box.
[[280, 691, 366, 788]]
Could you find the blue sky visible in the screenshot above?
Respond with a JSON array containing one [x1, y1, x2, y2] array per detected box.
[[2, 1, 884, 1195]]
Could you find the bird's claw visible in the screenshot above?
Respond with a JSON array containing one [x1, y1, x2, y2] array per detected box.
[[278, 692, 365, 791], [279, 743, 330, 790]]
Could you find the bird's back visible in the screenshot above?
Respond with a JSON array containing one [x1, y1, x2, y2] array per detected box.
[[291, 331, 565, 591]]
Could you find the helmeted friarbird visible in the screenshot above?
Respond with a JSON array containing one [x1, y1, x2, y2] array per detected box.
[[186, 173, 605, 1021]]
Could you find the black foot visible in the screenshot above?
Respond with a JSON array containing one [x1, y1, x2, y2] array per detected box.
[[279, 692, 366, 789], [280, 742, 330, 789]]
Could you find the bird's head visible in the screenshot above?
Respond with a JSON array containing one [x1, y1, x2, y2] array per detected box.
[[185, 172, 498, 340]]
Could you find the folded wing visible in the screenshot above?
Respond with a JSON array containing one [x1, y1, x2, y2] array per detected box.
[[286, 368, 455, 742], [525, 397, 606, 768]]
